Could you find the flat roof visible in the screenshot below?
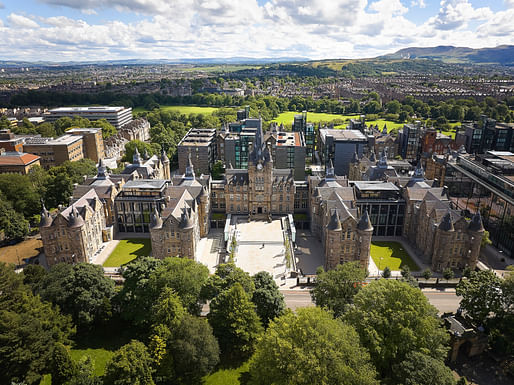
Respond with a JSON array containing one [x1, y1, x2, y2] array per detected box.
[[66, 127, 102, 134], [353, 181, 400, 191], [49, 106, 128, 113], [47, 135, 83, 145], [319, 129, 367, 142], [122, 179, 167, 190], [276, 132, 301, 147]]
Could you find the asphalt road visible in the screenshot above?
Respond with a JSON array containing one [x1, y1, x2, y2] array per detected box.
[[281, 289, 461, 314]]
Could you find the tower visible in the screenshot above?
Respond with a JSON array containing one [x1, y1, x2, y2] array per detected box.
[[197, 185, 210, 237], [325, 209, 342, 270], [161, 149, 170, 179], [356, 210, 373, 269], [467, 211, 485, 269], [179, 205, 195, 259], [133, 146, 142, 166], [432, 211, 455, 272], [185, 152, 195, 180]]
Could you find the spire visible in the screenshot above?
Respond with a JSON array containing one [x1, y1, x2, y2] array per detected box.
[[68, 205, 85, 228], [378, 149, 388, 168], [327, 210, 342, 231], [326, 159, 335, 180], [369, 150, 376, 162], [357, 210, 373, 231], [160, 149, 169, 163], [468, 210, 485, 232], [97, 158, 108, 180], [413, 162, 424, 180], [40, 204, 52, 227], [351, 151, 359, 164], [179, 204, 194, 229], [439, 210, 454, 232], [133, 146, 142, 165], [185, 152, 195, 179], [143, 148, 150, 160], [150, 207, 163, 229], [382, 124, 387, 134]]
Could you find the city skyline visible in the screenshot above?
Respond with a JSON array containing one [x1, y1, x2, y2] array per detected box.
[[0, 0, 512, 61]]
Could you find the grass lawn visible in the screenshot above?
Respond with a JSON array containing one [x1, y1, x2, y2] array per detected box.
[[133, 105, 220, 114], [0, 238, 43, 265], [365, 119, 405, 132], [370, 241, 420, 271], [271, 111, 357, 126], [203, 362, 250, 385], [102, 239, 152, 267]]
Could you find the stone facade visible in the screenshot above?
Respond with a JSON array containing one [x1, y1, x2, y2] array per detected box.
[[40, 189, 106, 266]]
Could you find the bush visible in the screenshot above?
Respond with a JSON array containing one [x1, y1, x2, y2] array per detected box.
[[382, 266, 391, 278]]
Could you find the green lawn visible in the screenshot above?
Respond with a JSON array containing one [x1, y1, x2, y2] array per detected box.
[[370, 241, 420, 271], [203, 362, 250, 385], [272, 111, 357, 126], [103, 239, 152, 267], [364, 119, 405, 132], [133, 105, 220, 114]]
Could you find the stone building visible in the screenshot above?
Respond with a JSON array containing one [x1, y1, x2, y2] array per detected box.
[[40, 189, 106, 266], [177, 128, 217, 175], [121, 147, 170, 180]]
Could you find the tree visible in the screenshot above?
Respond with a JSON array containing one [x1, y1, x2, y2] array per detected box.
[[208, 283, 263, 360], [103, 340, 155, 385], [150, 287, 185, 330], [68, 355, 102, 385], [91, 119, 117, 139], [201, 262, 254, 301], [456, 270, 502, 326], [386, 100, 401, 114], [37, 263, 115, 328], [0, 263, 74, 385], [148, 257, 210, 315], [422, 268, 433, 280], [211, 160, 224, 180], [118, 256, 163, 327], [251, 271, 285, 327], [36, 122, 57, 137], [396, 352, 456, 385], [0, 173, 41, 218], [248, 307, 378, 385], [0, 197, 29, 241], [443, 267, 454, 280], [382, 266, 391, 278], [481, 230, 492, 249], [345, 280, 449, 379], [49, 343, 76, 385], [398, 110, 409, 122], [168, 314, 220, 384], [22, 264, 47, 290], [400, 265, 411, 278], [310, 262, 366, 317]]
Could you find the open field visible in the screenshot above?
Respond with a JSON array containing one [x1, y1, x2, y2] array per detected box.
[[203, 362, 250, 385], [0, 238, 42, 265], [102, 239, 152, 267], [370, 241, 420, 271], [271, 111, 355, 126], [133, 105, 220, 114]]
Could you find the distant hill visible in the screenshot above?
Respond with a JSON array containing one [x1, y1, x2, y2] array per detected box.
[[381, 45, 514, 65]]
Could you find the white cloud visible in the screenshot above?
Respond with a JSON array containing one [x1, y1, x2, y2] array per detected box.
[[429, 0, 492, 30], [411, 0, 426, 8], [0, 0, 512, 61], [7, 13, 40, 28]]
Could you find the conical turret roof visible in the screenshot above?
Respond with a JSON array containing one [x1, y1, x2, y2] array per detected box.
[[96, 158, 109, 180], [39, 204, 52, 227], [439, 210, 454, 232], [468, 211, 485, 232], [133, 146, 142, 165], [357, 210, 373, 231], [150, 207, 163, 230], [327, 210, 342, 231], [68, 205, 85, 228]]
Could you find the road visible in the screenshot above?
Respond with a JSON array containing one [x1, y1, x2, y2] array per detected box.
[[281, 289, 461, 314]]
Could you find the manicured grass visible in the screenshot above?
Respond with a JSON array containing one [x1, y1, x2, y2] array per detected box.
[[365, 119, 405, 132], [370, 241, 420, 271], [271, 111, 356, 126], [70, 348, 114, 376], [133, 105, 220, 114], [203, 362, 250, 385], [103, 239, 152, 267]]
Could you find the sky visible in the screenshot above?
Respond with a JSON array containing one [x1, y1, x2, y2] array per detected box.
[[0, 0, 512, 61]]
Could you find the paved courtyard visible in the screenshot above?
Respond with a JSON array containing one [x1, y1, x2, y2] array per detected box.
[[196, 229, 223, 273], [232, 218, 289, 284], [295, 231, 324, 275]]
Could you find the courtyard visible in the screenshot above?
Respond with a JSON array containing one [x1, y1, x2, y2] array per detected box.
[[370, 241, 420, 271], [102, 239, 152, 267], [232, 218, 288, 284]]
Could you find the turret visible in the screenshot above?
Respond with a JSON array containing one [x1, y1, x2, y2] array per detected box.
[[150, 207, 163, 230], [160, 149, 170, 179], [96, 158, 109, 180], [143, 148, 150, 160], [326, 159, 335, 180], [467, 211, 485, 269], [369, 150, 376, 162], [356, 210, 373, 269], [40, 204, 52, 227], [133, 146, 142, 165], [351, 151, 359, 164], [68, 206, 85, 228], [327, 210, 342, 231], [185, 152, 195, 179]]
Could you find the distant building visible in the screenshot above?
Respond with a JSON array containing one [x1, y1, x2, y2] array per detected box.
[[269, 131, 306, 180], [46, 106, 133, 130], [0, 129, 24, 152], [66, 127, 105, 163], [0, 151, 41, 174], [177, 128, 217, 175], [23, 135, 84, 168], [318, 129, 367, 176], [293, 111, 315, 161], [398, 122, 424, 160], [461, 117, 514, 154], [421, 128, 456, 155]]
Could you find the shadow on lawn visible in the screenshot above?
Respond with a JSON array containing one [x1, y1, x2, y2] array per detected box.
[[124, 239, 152, 257], [73, 317, 140, 351]]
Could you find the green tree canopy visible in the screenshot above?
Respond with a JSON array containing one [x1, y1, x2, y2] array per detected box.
[[103, 340, 155, 385], [251, 271, 285, 327], [49, 342, 76, 385], [201, 262, 255, 301], [310, 262, 366, 317], [249, 307, 378, 385], [208, 283, 263, 360], [148, 257, 210, 315], [396, 352, 456, 385], [345, 279, 449, 379], [122, 140, 161, 163], [150, 287, 186, 330], [0, 263, 74, 385], [456, 270, 503, 326], [36, 263, 115, 328], [118, 256, 163, 327], [168, 314, 220, 384]]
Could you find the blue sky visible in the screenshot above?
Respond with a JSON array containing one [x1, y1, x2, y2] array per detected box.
[[0, 0, 512, 61]]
